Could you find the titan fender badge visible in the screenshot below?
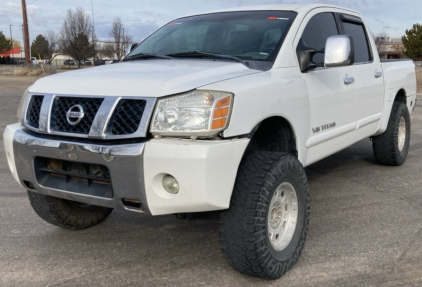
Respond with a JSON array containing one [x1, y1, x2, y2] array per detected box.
[[66, 104, 85, 126]]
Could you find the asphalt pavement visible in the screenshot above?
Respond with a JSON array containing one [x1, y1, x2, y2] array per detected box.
[[0, 75, 421, 287]]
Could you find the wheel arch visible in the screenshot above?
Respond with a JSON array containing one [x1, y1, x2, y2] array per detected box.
[[394, 88, 407, 105], [244, 116, 298, 158], [376, 88, 409, 136]]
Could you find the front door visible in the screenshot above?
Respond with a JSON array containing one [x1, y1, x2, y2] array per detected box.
[[295, 11, 357, 165]]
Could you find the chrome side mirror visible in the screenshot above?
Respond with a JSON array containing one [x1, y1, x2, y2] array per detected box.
[[125, 43, 140, 57], [324, 35, 354, 68]]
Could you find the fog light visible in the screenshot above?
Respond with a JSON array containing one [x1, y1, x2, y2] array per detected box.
[[162, 174, 179, 194]]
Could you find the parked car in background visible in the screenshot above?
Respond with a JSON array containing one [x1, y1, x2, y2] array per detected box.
[[95, 60, 105, 66], [30, 57, 40, 65], [12, 59, 26, 65], [79, 60, 92, 66], [64, 60, 76, 65], [104, 59, 113, 64]]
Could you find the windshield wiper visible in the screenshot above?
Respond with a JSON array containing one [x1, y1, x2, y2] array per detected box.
[[123, 53, 174, 61], [166, 51, 250, 67]]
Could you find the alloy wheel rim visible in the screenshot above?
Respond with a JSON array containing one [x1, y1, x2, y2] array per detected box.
[[267, 182, 298, 251], [398, 117, 406, 152]]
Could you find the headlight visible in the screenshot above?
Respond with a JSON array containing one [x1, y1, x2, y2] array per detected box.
[[17, 88, 30, 121], [150, 90, 233, 137]]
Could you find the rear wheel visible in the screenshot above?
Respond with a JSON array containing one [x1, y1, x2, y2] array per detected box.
[[28, 190, 113, 230], [372, 101, 410, 166], [219, 152, 310, 279]]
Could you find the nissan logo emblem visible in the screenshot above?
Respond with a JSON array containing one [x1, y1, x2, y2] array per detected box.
[[66, 104, 85, 126]]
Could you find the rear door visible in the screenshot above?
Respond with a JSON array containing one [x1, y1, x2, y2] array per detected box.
[[340, 15, 384, 135]]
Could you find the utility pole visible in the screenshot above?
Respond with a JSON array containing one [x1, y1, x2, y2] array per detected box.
[[21, 0, 31, 64], [9, 25, 13, 64], [122, 28, 125, 55], [91, 0, 96, 63]]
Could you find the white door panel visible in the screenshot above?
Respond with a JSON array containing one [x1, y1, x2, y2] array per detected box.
[[353, 62, 384, 135], [305, 66, 356, 164]]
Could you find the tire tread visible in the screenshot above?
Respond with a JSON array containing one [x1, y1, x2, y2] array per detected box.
[[219, 152, 310, 279], [373, 101, 411, 166], [28, 191, 113, 230]]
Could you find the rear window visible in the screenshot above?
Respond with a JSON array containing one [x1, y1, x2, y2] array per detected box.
[[343, 20, 371, 63]]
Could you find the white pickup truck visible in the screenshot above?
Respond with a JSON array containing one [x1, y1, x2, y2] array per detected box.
[[3, 4, 417, 279]]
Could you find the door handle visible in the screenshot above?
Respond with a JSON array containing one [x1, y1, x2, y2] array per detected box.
[[374, 71, 383, 78], [344, 77, 355, 85]]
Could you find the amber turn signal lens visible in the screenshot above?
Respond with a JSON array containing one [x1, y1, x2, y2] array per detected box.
[[213, 107, 229, 118], [212, 118, 227, 129], [216, 96, 231, 108]]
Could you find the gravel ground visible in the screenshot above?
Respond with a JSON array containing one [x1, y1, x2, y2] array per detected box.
[[0, 75, 421, 287]]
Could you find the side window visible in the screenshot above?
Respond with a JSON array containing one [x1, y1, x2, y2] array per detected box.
[[342, 20, 371, 63], [300, 13, 339, 66]]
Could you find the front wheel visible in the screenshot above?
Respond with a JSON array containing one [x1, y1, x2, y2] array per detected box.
[[28, 190, 113, 230], [219, 152, 310, 279]]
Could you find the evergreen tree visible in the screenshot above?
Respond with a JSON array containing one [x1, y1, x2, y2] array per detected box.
[[0, 31, 12, 54], [31, 34, 49, 59], [402, 23, 422, 60]]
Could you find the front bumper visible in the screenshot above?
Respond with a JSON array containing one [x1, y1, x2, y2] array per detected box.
[[4, 124, 249, 215]]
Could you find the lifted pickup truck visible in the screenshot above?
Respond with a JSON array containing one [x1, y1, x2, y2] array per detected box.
[[4, 4, 417, 279]]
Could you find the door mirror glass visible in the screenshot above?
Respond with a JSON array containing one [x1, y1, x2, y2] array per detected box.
[[324, 35, 354, 68], [125, 43, 140, 57]]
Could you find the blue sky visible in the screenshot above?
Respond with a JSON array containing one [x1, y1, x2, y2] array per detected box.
[[0, 0, 421, 45]]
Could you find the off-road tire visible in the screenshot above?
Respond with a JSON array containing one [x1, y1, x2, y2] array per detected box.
[[28, 190, 113, 230], [219, 152, 310, 279], [372, 101, 410, 166]]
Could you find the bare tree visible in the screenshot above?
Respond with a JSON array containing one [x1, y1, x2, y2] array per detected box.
[[6, 38, 21, 47], [391, 42, 405, 59], [98, 42, 115, 59], [373, 31, 390, 51], [59, 7, 95, 68], [45, 30, 59, 62], [109, 17, 133, 60]]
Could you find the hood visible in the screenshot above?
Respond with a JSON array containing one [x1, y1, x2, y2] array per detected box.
[[29, 59, 261, 97]]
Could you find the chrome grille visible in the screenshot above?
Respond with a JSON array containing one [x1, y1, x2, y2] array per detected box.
[[50, 97, 104, 134], [23, 94, 156, 139], [26, 95, 44, 129], [107, 99, 147, 135]]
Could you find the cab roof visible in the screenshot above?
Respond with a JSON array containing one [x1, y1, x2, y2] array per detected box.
[[181, 4, 361, 19]]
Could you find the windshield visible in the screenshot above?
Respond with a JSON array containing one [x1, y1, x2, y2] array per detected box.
[[128, 11, 297, 70]]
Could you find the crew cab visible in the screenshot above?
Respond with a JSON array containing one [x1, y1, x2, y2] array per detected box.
[[3, 4, 417, 280]]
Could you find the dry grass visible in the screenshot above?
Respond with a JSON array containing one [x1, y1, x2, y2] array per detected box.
[[0, 65, 59, 76], [416, 67, 422, 94], [11, 67, 46, 76]]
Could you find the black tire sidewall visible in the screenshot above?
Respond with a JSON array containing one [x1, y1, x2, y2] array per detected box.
[[265, 168, 307, 262], [372, 101, 411, 166]]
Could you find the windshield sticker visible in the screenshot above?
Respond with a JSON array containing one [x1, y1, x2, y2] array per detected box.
[[169, 22, 183, 26], [267, 17, 289, 20]]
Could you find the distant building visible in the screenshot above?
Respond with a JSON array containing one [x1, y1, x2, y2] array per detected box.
[[0, 47, 26, 64], [376, 37, 406, 59]]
